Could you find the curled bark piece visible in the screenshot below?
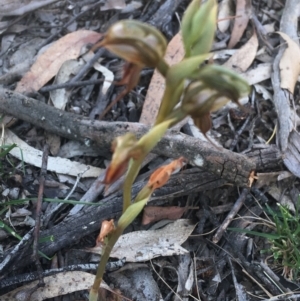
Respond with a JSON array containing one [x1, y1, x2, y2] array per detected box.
[[271, 0, 300, 153]]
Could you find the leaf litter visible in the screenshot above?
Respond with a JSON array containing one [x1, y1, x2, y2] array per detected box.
[[2, 1, 300, 300]]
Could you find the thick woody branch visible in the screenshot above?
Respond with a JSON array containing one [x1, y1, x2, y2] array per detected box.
[[0, 88, 275, 187]]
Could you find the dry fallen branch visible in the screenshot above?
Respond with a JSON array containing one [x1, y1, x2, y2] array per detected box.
[[1, 169, 225, 273], [0, 88, 258, 186]]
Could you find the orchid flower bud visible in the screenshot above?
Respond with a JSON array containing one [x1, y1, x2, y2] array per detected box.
[[197, 66, 250, 103], [182, 84, 229, 115], [181, 83, 228, 134], [181, 66, 250, 134], [183, 88, 230, 135], [181, 0, 217, 57], [95, 20, 167, 68], [103, 133, 141, 185]]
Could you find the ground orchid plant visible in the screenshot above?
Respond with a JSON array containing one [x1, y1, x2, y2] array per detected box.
[[89, 0, 249, 300]]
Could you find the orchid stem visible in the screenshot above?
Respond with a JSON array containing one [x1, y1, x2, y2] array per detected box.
[[89, 227, 123, 301], [123, 158, 144, 212], [156, 59, 170, 77]]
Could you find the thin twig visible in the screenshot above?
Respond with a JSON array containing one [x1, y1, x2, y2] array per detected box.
[[64, 167, 90, 200], [32, 144, 49, 286], [39, 78, 104, 93], [229, 115, 251, 151], [212, 188, 249, 243], [251, 14, 274, 52], [0, 14, 28, 31], [43, 167, 94, 226]]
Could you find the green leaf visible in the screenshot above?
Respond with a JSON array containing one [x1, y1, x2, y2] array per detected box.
[[118, 198, 149, 231], [228, 227, 280, 240], [0, 143, 17, 158]]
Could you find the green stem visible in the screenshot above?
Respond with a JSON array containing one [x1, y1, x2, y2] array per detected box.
[[123, 110, 187, 211], [123, 158, 144, 212], [92, 111, 187, 299], [123, 115, 183, 211], [155, 54, 209, 125], [155, 84, 184, 125], [89, 227, 123, 301], [156, 58, 169, 77], [90, 198, 149, 301], [162, 106, 187, 126]]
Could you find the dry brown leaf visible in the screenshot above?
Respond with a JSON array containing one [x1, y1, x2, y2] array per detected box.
[[15, 30, 102, 93], [277, 32, 300, 93], [268, 185, 295, 213], [224, 30, 258, 72], [139, 33, 184, 125], [218, 0, 232, 33], [228, 0, 251, 49], [142, 206, 186, 225], [45, 132, 61, 156]]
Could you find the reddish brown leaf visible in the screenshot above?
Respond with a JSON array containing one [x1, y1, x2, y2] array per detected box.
[[16, 30, 102, 93], [228, 0, 251, 49], [103, 161, 129, 186], [142, 206, 186, 225]]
